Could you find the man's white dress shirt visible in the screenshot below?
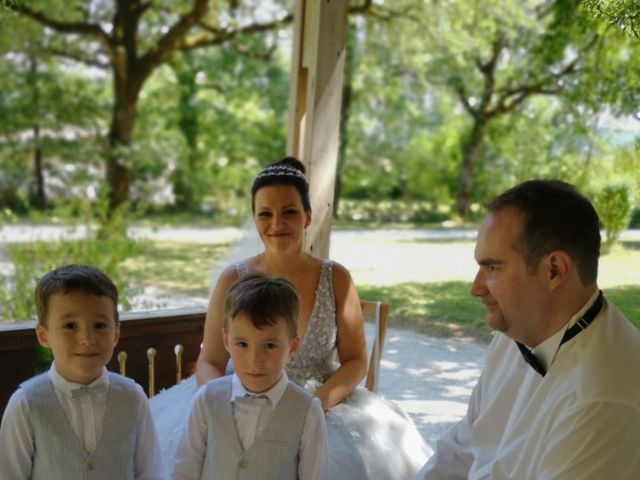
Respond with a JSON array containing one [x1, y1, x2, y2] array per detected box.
[[418, 291, 640, 479]]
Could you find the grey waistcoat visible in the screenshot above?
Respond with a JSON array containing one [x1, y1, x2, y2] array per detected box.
[[201, 376, 312, 480], [21, 372, 139, 480]]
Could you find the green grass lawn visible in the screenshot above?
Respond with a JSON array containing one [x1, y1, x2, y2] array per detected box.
[[603, 285, 640, 331], [359, 282, 492, 342], [121, 241, 229, 296], [360, 281, 640, 344]]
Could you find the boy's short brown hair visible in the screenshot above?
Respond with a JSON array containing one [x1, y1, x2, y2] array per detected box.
[[223, 273, 298, 339], [35, 264, 119, 326]]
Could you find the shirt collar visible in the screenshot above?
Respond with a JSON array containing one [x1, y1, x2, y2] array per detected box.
[[47, 362, 110, 398], [531, 289, 600, 372], [231, 371, 289, 406]]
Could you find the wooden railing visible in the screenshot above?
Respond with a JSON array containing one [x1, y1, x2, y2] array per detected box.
[[0, 300, 389, 415], [0, 307, 207, 415]]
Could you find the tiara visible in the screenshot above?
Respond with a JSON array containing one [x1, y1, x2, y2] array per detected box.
[[254, 165, 308, 182]]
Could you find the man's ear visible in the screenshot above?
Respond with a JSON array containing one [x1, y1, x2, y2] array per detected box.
[[35, 323, 50, 348], [545, 250, 571, 289]]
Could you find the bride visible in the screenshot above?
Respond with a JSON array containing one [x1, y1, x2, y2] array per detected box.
[[150, 157, 431, 479]]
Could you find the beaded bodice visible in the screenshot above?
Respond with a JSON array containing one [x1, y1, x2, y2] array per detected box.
[[235, 259, 338, 388]]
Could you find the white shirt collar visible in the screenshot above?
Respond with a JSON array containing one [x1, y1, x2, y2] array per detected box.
[[47, 362, 110, 398], [230, 371, 289, 406], [531, 289, 600, 372]]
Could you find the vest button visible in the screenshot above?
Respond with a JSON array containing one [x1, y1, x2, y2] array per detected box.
[[238, 460, 249, 469]]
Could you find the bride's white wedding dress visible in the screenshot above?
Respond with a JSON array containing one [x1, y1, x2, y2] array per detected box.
[[150, 259, 431, 479]]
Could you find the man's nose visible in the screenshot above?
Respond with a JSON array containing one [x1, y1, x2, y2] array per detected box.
[[470, 269, 487, 297]]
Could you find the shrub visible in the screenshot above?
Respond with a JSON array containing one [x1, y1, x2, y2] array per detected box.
[[629, 208, 640, 229], [595, 182, 635, 252]]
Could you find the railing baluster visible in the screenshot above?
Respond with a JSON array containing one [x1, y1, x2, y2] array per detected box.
[[117, 351, 127, 376], [174, 344, 184, 384], [147, 347, 157, 397]]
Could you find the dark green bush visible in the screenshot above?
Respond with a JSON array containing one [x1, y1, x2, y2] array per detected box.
[[595, 182, 635, 251]]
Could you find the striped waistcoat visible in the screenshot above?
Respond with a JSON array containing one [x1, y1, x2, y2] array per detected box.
[[21, 372, 139, 480], [200, 376, 312, 480]]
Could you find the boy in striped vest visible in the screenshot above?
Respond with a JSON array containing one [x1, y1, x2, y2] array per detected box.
[[173, 273, 328, 479], [0, 264, 167, 479]]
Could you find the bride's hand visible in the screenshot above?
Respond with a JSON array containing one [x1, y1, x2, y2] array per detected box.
[[314, 385, 331, 411]]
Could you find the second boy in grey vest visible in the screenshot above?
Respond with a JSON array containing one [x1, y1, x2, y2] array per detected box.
[[173, 273, 328, 479]]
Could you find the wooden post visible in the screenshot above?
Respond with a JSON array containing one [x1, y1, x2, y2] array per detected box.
[[287, 0, 349, 259]]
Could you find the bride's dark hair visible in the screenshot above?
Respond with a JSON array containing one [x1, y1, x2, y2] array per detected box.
[[251, 157, 311, 212]]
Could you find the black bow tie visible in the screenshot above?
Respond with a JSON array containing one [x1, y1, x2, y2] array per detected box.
[[517, 291, 604, 377]]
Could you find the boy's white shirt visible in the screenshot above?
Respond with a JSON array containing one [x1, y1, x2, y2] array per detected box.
[[0, 362, 167, 480], [173, 372, 328, 480]]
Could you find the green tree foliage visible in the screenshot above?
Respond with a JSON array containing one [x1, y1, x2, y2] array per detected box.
[[0, 15, 107, 210], [595, 181, 635, 251], [339, 0, 638, 215], [583, 0, 640, 38], [130, 38, 291, 217], [1, 0, 297, 216], [0, 0, 637, 222], [402, 1, 609, 216]]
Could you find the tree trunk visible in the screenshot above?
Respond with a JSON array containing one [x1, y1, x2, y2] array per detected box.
[[333, 80, 352, 217], [172, 54, 200, 210], [106, 71, 142, 214], [333, 26, 355, 217], [28, 54, 46, 208], [31, 125, 46, 208], [455, 117, 487, 217]]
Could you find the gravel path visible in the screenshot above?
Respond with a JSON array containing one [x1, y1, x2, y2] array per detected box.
[[365, 323, 486, 448]]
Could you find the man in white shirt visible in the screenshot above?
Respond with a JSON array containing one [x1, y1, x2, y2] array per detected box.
[[418, 179, 640, 479]]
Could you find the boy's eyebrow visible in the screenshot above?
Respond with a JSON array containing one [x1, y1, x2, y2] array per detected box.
[[55, 312, 115, 321], [229, 333, 247, 340], [229, 334, 283, 342], [476, 258, 504, 266]]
